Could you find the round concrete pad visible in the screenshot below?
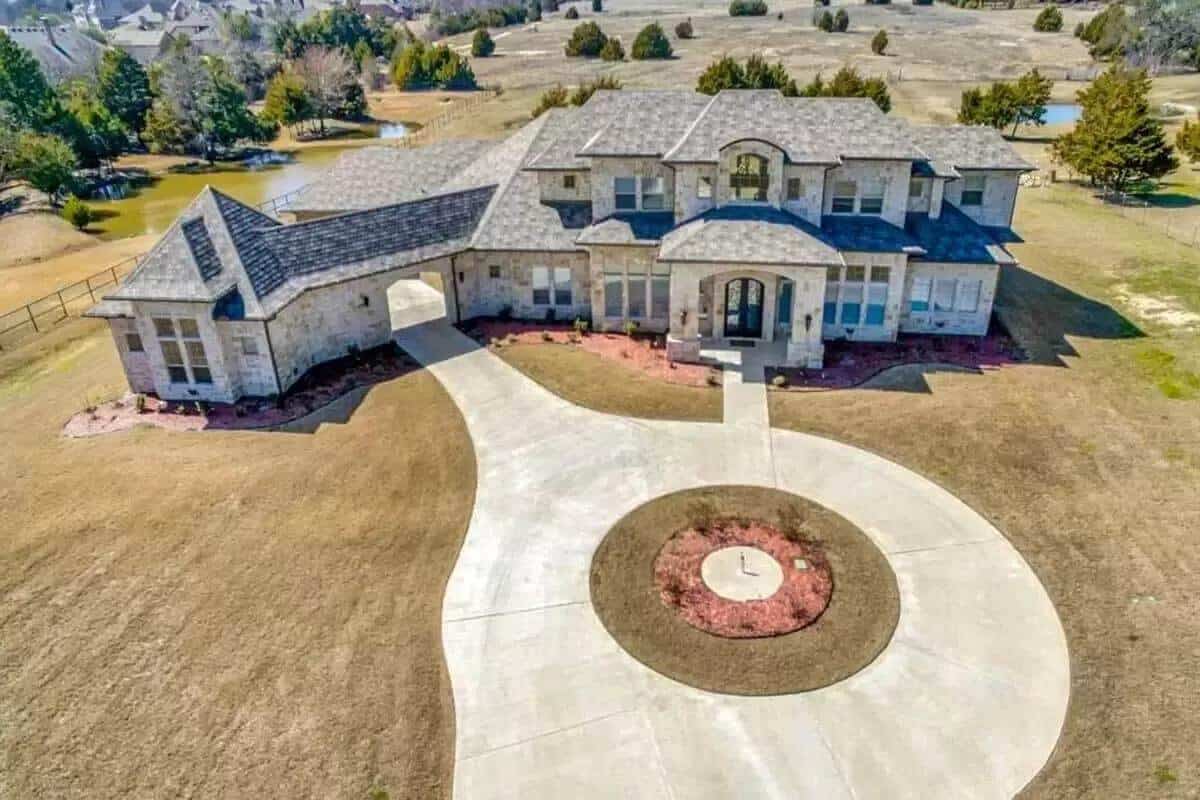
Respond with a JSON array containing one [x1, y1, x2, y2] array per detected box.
[[590, 485, 900, 696], [701, 546, 784, 601]]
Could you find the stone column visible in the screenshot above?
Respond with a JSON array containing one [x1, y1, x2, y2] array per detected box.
[[786, 269, 825, 369], [666, 267, 702, 363]]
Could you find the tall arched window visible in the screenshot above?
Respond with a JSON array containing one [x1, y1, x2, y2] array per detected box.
[[730, 153, 769, 202]]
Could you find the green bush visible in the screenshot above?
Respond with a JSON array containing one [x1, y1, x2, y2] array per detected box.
[[570, 75, 621, 104], [565, 5, 579, 19], [471, 28, 495, 56], [871, 28, 888, 54], [729, 0, 768, 16], [391, 41, 477, 90], [675, 18, 694, 39], [1033, 6, 1062, 32], [631, 23, 672, 59], [61, 195, 94, 230], [599, 37, 625, 61], [564, 20, 607, 56], [1178, 116, 1200, 162], [833, 8, 849, 31], [532, 84, 569, 117], [816, 9, 834, 30]]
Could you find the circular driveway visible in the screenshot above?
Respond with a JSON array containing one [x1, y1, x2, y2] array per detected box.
[[395, 319, 1070, 800]]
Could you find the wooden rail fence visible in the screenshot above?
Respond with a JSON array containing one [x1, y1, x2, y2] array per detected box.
[[0, 256, 141, 350]]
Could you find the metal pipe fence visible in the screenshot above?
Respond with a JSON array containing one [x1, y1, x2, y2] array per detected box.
[[0, 255, 140, 351]]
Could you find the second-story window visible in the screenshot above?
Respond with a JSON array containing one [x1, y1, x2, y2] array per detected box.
[[831, 180, 857, 213], [615, 177, 637, 210], [786, 177, 803, 201], [730, 154, 769, 202], [961, 174, 986, 206], [860, 183, 884, 215], [641, 177, 665, 210], [563, 174, 576, 190]]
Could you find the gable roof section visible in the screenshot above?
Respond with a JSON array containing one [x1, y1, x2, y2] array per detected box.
[[286, 139, 492, 213], [110, 187, 249, 303], [663, 92, 924, 165], [576, 212, 677, 246], [575, 91, 714, 159], [907, 124, 1035, 173], [659, 206, 843, 266]]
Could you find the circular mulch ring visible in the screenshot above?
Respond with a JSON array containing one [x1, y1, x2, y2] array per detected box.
[[654, 524, 833, 637], [590, 485, 899, 696]]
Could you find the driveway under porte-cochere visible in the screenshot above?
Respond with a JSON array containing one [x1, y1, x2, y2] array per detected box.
[[389, 282, 1070, 800]]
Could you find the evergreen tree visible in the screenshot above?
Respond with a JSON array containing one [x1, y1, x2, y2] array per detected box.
[[472, 28, 496, 57], [531, 84, 568, 117], [1051, 66, 1178, 192], [0, 30, 56, 130], [832, 8, 849, 32], [599, 37, 624, 61], [59, 81, 127, 167], [631, 23, 672, 60], [261, 70, 314, 133], [696, 54, 797, 96], [97, 48, 152, 138], [1033, 6, 1062, 33], [564, 21, 607, 56], [871, 29, 888, 55], [801, 67, 890, 113]]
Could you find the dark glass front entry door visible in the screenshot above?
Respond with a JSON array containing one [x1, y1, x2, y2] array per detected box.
[[724, 278, 764, 338]]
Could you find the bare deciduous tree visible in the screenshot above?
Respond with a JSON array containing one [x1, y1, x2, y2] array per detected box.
[[293, 46, 355, 137]]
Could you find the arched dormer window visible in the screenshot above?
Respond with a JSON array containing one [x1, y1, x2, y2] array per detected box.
[[730, 153, 769, 202]]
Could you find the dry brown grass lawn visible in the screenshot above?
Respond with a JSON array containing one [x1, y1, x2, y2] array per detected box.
[[0, 320, 476, 800], [493, 340, 723, 421], [0, 235, 157, 311], [771, 186, 1200, 798]]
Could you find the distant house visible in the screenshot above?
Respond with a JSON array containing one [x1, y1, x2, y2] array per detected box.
[[0, 21, 106, 81], [110, 23, 176, 65], [117, 4, 166, 28], [166, 7, 224, 53], [71, 0, 124, 30]]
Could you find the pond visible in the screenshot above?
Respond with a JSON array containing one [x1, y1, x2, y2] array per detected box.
[[89, 145, 358, 241], [1043, 103, 1082, 125], [375, 122, 409, 139]]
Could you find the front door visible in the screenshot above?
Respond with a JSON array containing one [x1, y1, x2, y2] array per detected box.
[[724, 278, 764, 338]]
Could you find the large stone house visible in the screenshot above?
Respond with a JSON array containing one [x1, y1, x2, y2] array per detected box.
[[90, 89, 1032, 403]]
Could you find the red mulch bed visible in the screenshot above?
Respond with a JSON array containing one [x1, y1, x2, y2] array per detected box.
[[767, 320, 1025, 391], [653, 522, 833, 639], [459, 319, 719, 388], [63, 344, 417, 438]]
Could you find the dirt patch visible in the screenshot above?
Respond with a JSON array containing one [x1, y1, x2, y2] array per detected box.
[[464, 318, 719, 388], [63, 343, 419, 437], [767, 321, 1023, 390], [590, 485, 899, 696], [654, 523, 833, 638], [1114, 284, 1200, 331]]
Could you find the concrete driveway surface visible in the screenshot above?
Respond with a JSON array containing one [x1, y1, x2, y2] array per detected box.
[[391, 302, 1070, 800]]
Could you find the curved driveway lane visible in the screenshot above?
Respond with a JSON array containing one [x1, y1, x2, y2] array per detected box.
[[393, 316, 1070, 800]]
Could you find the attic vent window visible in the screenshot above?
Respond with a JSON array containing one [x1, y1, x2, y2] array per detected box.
[[360, 295, 370, 307], [563, 174, 576, 190]]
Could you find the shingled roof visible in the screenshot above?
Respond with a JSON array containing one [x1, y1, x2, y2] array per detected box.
[[286, 140, 492, 213], [907, 124, 1036, 174], [660, 206, 843, 266]]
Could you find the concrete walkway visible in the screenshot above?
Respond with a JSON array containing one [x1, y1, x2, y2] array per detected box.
[[392, 312, 1069, 800]]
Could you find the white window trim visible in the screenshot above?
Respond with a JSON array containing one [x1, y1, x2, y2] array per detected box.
[[831, 180, 857, 215]]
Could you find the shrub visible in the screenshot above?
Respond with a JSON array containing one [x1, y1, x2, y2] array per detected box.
[[529, 0, 542, 20], [565, 5, 579, 19], [599, 37, 625, 61], [675, 18, 694, 39], [1178, 116, 1200, 162], [532, 84, 569, 117], [61, 195, 94, 230], [871, 28, 888, 54], [541, 330, 554, 341], [573, 317, 590, 335], [1033, 6, 1062, 33], [729, 0, 768, 16], [592, 0, 602, 10], [771, 373, 788, 388], [1073, 21, 1084, 37], [471, 28, 495, 56], [801, 66, 891, 112], [816, 9, 834, 31], [391, 41, 476, 90], [624, 320, 639, 337], [564, 20, 607, 56], [833, 8, 849, 31], [570, 75, 621, 104], [631, 23, 672, 60]]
